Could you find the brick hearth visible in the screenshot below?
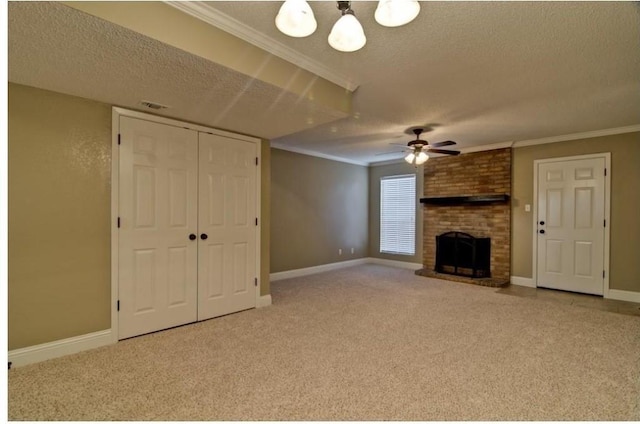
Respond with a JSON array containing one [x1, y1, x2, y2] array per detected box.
[[420, 148, 511, 286]]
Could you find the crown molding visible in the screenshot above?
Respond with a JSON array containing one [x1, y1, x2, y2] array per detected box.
[[459, 141, 514, 154], [166, 1, 359, 92], [369, 157, 408, 167], [513, 124, 640, 148], [454, 124, 640, 154], [271, 143, 368, 167], [371, 141, 515, 164], [274, 124, 640, 167]]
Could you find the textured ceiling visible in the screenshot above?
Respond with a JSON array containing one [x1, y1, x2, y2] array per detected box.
[[8, 1, 640, 164], [7, 2, 347, 141], [207, 1, 640, 163]]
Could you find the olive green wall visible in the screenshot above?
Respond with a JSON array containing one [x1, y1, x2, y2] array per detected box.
[[9, 84, 112, 350], [368, 162, 424, 264], [512, 132, 640, 292], [260, 141, 271, 296], [8, 83, 272, 350], [10, 81, 638, 352], [270, 149, 368, 273]]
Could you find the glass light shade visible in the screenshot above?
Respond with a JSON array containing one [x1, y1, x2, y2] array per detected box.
[[375, 0, 420, 27], [328, 13, 367, 52], [415, 151, 429, 165], [404, 152, 416, 164], [275, 0, 317, 38]]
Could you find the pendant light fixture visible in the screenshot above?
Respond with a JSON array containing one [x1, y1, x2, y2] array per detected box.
[[375, 0, 421, 27], [275, 1, 419, 52], [275, 0, 317, 38], [328, 1, 366, 52]]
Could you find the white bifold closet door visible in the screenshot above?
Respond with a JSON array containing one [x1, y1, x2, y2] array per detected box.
[[118, 117, 257, 340], [197, 133, 257, 321], [118, 117, 199, 340]]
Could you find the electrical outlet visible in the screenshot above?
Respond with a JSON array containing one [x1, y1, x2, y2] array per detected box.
[[338, 249, 342, 255], [525, 204, 531, 212]]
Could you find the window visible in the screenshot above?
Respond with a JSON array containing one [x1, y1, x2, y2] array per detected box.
[[380, 174, 416, 255]]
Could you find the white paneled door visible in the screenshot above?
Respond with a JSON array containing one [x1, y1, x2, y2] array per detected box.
[[118, 116, 258, 340], [536, 157, 606, 295], [198, 133, 257, 320], [118, 117, 199, 339]]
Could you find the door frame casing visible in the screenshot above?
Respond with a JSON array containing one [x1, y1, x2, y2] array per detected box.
[[532, 152, 611, 297], [110, 107, 262, 343]]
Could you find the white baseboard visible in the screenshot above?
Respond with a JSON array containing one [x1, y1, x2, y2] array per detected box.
[[270, 257, 423, 281], [257, 294, 272, 308], [270, 258, 370, 281], [606, 289, 640, 303], [511, 276, 536, 288], [508, 278, 640, 303], [8, 329, 114, 368], [368, 257, 423, 270]]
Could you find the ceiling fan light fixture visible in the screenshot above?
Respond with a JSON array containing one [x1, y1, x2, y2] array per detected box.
[[404, 152, 416, 164], [275, 0, 317, 38], [415, 151, 429, 165], [404, 150, 428, 165], [328, 7, 366, 52], [375, 0, 420, 27]]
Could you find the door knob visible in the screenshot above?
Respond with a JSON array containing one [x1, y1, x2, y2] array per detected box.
[[200, 233, 208, 240], [539, 229, 545, 234], [539, 221, 545, 225], [189, 234, 196, 241]]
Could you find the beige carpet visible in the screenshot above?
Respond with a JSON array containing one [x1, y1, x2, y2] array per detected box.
[[8, 264, 640, 420]]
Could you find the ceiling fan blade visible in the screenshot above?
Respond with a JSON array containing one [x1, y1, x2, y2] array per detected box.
[[428, 148, 460, 155], [429, 140, 456, 148], [389, 142, 409, 147]]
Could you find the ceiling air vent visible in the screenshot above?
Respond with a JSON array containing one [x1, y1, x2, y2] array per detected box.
[[140, 100, 169, 110]]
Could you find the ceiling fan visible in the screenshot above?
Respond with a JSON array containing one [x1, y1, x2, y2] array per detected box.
[[379, 127, 461, 165]]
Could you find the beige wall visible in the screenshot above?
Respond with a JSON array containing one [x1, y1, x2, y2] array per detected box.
[[512, 132, 640, 292], [270, 149, 368, 273], [8, 83, 272, 350], [368, 162, 424, 264], [9, 84, 112, 350]]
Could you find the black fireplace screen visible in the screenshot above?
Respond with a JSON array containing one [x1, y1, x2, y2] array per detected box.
[[435, 231, 491, 278]]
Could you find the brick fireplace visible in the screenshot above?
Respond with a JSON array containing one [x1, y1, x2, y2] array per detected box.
[[418, 148, 511, 286]]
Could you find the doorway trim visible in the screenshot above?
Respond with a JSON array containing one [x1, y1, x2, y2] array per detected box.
[[110, 107, 262, 343], [532, 152, 611, 298]]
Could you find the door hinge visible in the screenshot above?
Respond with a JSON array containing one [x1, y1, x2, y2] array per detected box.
[[255, 217, 258, 226], [255, 157, 259, 166], [254, 277, 258, 287], [117, 300, 120, 311], [603, 270, 605, 279], [604, 168, 607, 176], [604, 219, 606, 227], [117, 217, 121, 228], [118, 134, 121, 145]]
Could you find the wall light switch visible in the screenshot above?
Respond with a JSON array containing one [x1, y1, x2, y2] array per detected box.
[[525, 204, 531, 212]]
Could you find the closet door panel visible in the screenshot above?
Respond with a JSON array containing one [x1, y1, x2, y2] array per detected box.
[[198, 133, 257, 320], [119, 117, 198, 339]]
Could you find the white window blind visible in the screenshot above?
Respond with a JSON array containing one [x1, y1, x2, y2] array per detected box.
[[380, 174, 416, 255]]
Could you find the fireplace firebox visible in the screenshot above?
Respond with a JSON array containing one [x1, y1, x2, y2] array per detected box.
[[435, 232, 491, 278]]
